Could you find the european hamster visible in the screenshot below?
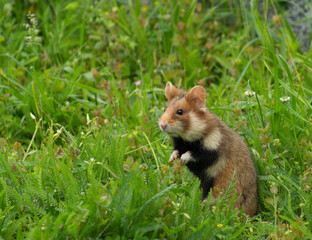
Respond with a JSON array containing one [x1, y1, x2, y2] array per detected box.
[[159, 82, 258, 217]]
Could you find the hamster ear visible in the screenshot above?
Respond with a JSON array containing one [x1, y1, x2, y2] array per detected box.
[[165, 82, 179, 102], [186, 86, 206, 108]]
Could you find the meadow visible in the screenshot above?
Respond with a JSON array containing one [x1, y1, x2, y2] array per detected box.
[[0, 0, 312, 239]]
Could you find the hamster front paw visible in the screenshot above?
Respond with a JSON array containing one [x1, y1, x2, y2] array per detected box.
[[169, 150, 180, 163], [180, 151, 193, 165]]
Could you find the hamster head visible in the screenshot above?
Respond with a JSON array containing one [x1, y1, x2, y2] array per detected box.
[[159, 82, 208, 141]]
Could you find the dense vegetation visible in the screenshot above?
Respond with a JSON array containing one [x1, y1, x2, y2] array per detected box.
[[0, 0, 312, 239]]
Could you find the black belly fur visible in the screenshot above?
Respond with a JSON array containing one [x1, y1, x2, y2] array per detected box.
[[173, 137, 219, 199]]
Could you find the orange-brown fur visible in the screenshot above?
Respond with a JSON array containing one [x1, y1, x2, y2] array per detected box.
[[159, 82, 258, 217]]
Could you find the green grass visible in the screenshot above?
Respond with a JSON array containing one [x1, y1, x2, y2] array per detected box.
[[0, 0, 312, 239]]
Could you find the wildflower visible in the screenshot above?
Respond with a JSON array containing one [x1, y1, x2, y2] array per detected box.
[[30, 17, 37, 26], [280, 96, 290, 102], [35, 36, 42, 42], [30, 112, 36, 121], [24, 36, 32, 41], [135, 80, 141, 86], [217, 224, 223, 228], [24, 12, 42, 47], [24, 23, 30, 29], [245, 90, 255, 97]]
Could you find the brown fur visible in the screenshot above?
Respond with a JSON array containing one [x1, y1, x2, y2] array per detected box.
[[159, 82, 258, 217], [212, 119, 258, 217]]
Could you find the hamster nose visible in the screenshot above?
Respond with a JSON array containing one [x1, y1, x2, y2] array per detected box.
[[159, 121, 168, 130]]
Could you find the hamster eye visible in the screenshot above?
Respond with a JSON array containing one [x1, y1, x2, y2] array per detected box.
[[176, 109, 183, 115], [164, 107, 167, 112]]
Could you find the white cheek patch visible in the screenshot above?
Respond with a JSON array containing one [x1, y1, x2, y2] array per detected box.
[[206, 155, 227, 178], [159, 120, 177, 136], [169, 121, 185, 136], [181, 112, 206, 141], [203, 128, 222, 150]]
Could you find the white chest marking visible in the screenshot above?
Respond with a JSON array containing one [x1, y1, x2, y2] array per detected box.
[[203, 128, 222, 150], [206, 155, 227, 178]]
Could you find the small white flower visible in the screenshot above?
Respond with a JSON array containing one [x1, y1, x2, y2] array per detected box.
[[35, 36, 42, 42], [280, 96, 290, 102], [245, 90, 255, 97], [30, 17, 37, 26], [90, 158, 95, 162], [30, 112, 36, 121], [24, 12, 42, 47], [57, 129, 62, 134], [24, 36, 32, 41]]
